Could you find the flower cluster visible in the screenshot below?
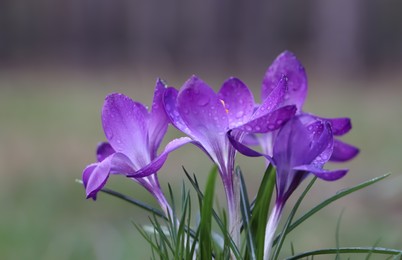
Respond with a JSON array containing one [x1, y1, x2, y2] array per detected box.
[[82, 51, 358, 259]]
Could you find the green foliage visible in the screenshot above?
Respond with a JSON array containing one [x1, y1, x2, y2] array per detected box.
[[98, 168, 398, 259]]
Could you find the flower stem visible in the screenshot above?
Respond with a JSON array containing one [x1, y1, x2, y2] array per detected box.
[[263, 203, 283, 260]]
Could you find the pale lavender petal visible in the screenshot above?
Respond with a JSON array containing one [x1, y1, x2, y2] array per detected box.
[[236, 105, 296, 133], [330, 139, 359, 162], [102, 93, 150, 167], [148, 79, 169, 158], [178, 76, 229, 137], [163, 87, 193, 136], [242, 133, 259, 146], [84, 153, 136, 199], [127, 137, 195, 178], [227, 131, 275, 164], [218, 77, 255, 128], [262, 51, 307, 111], [253, 75, 287, 118], [96, 142, 115, 162], [293, 165, 348, 181]]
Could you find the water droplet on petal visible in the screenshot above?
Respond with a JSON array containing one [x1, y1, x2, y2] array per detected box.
[[245, 125, 252, 131], [255, 126, 261, 131], [197, 96, 210, 106], [235, 111, 244, 118]]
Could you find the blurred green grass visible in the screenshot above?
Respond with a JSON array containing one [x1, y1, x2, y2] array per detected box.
[[1, 69, 401, 259]]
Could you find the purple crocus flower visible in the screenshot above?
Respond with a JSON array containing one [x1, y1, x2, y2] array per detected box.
[[262, 115, 348, 259], [256, 50, 359, 161], [163, 75, 296, 246], [82, 80, 193, 216]]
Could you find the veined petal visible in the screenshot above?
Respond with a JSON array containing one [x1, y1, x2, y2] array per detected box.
[[330, 139, 359, 162], [148, 79, 169, 158], [293, 165, 348, 181], [178, 76, 229, 137], [96, 142, 115, 162], [236, 105, 296, 133], [262, 51, 307, 111], [163, 87, 193, 136], [218, 77, 255, 128], [127, 137, 195, 178], [253, 75, 288, 118], [83, 153, 136, 199], [102, 93, 150, 167]]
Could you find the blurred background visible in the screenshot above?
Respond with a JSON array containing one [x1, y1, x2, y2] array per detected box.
[[1, 0, 402, 259]]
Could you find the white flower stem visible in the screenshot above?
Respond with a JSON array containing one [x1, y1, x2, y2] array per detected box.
[[263, 203, 283, 260]]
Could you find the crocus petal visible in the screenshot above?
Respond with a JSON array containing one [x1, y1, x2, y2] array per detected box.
[[148, 79, 169, 158], [163, 87, 193, 136], [262, 51, 307, 111], [178, 76, 229, 137], [96, 142, 115, 162], [322, 117, 352, 136], [84, 153, 136, 199], [236, 105, 296, 133], [242, 133, 260, 146], [227, 131, 275, 164], [253, 75, 288, 118], [102, 93, 150, 168], [330, 139, 359, 162], [218, 77, 255, 128], [273, 116, 333, 167], [293, 165, 348, 181], [127, 137, 195, 178]]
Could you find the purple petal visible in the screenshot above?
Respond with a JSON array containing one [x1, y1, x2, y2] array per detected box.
[[236, 105, 296, 133], [330, 139, 359, 162], [178, 76, 229, 137], [127, 137, 194, 178], [148, 79, 169, 158], [242, 133, 259, 146], [96, 142, 115, 162], [262, 51, 307, 111], [227, 131, 275, 164], [319, 117, 352, 136], [293, 165, 348, 181], [163, 87, 193, 136], [102, 93, 150, 167], [84, 153, 136, 199], [274, 116, 332, 167], [253, 75, 287, 118], [218, 77, 255, 128]]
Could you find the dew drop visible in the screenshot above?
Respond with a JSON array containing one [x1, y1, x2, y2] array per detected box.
[[235, 110, 244, 118], [245, 125, 252, 131], [197, 96, 210, 106], [268, 124, 275, 130], [255, 126, 261, 131]]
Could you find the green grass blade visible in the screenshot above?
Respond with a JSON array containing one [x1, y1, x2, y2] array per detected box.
[[250, 164, 276, 260], [272, 177, 317, 260], [275, 173, 390, 242], [183, 166, 242, 259], [285, 247, 402, 260], [237, 167, 257, 260], [99, 187, 167, 219], [199, 167, 218, 259]]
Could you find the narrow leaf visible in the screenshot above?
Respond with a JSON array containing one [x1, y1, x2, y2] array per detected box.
[[250, 164, 276, 260], [237, 167, 257, 260], [199, 167, 218, 259], [285, 247, 402, 260]]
